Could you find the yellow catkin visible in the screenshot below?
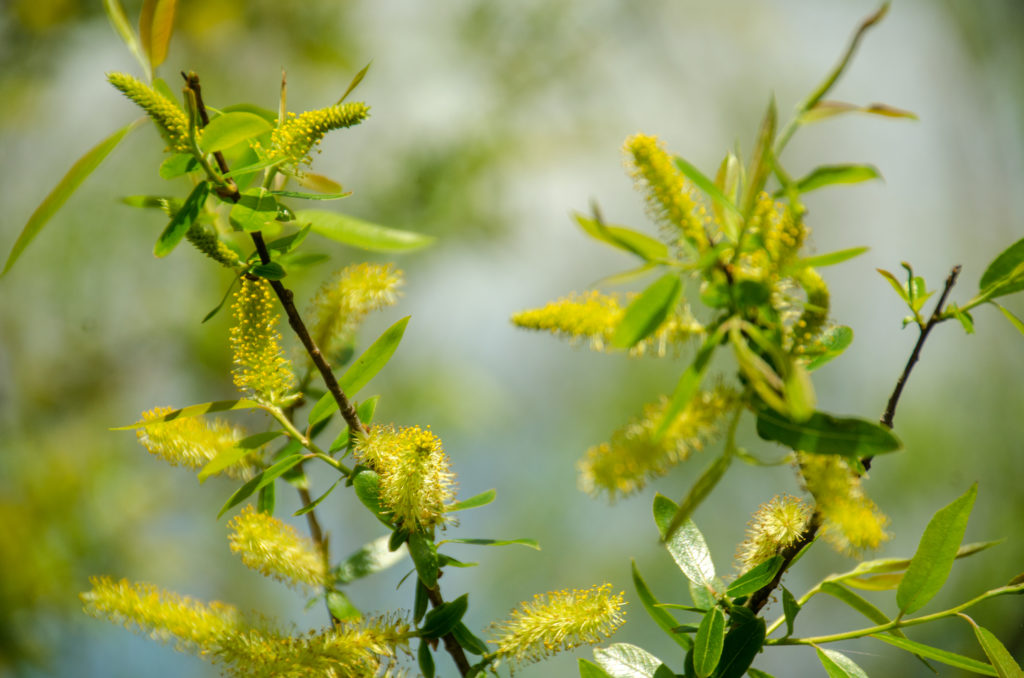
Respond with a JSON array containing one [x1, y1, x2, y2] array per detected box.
[[107, 72, 191, 152], [271, 103, 370, 166], [81, 577, 242, 653], [185, 223, 242, 269], [228, 506, 328, 590], [307, 263, 403, 361], [135, 407, 256, 479], [353, 425, 455, 532], [798, 453, 890, 555], [625, 133, 710, 253], [490, 584, 625, 669], [735, 494, 813, 573], [578, 386, 739, 500], [511, 291, 703, 356], [229, 277, 296, 406]]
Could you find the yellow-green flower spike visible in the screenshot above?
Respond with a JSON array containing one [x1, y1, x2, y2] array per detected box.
[[81, 576, 242, 654], [308, 263, 403, 362], [107, 72, 191, 152], [228, 506, 328, 590], [793, 267, 830, 351], [271, 102, 370, 166], [511, 291, 703, 356], [735, 494, 813, 573], [354, 425, 455, 532], [185, 223, 242, 269], [798, 453, 890, 555], [490, 584, 625, 669], [230, 278, 297, 407], [578, 386, 738, 500], [136, 407, 256, 479], [625, 133, 711, 253]]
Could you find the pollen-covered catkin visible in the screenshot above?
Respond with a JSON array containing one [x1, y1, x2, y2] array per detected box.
[[107, 72, 191, 152], [229, 277, 296, 406], [228, 506, 328, 590], [136, 408, 256, 479], [798, 452, 889, 554], [307, 263, 403, 361], [271, 103, 370, 166], [736, 494, 813, 572], [490, 584, 625, 669]]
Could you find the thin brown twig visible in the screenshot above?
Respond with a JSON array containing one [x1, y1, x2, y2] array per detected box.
[[426, 585, 473, 675]]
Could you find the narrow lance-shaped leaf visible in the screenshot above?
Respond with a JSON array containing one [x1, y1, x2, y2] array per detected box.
[[299, 209, 435, 252], [574, 213, 670, 262], [979, 238, 1024, 300], [217, 452, 306, 518], [781, 587, 799, 637], [446, 489, 496, 512], [816, 648, 869, 678], [294, 477, 341, 517], [673, 156, 742, 220], [103, 0, 147, 76], [653, 494, 715, 586], [994, 302, 1024, 337], [200, 112, 273, 153], [741, 97, 777, 217], [693, 607, 725, 678], [632, 560, 693, 651], [871, 635, 997, 676], [333, 535, 406, 585], [419, 594, 468, 639], [755, 408, 901, 458], [789, 164, 881, 194], [797, 247, 869, 269], [407, 532, 439, 589], [438, 538, 540, 550], [4, 121, 139, 275], [662, 444, 734, 542], [579, 658, 617, 678], [112, 398, 260, 429], [612, 273, 683, 349], [593, 643, 663, 678], [961, 615, 1024, 678], [897, 483, 977, 615], [713, 613, 765, 678], [155, 181, 210, 257], [726, 556, 784, 598], [800, 100, 918, 124], [805, 325, 854, 371], [654, 323, 726, 440], [139, 0, 177, 71], [308, 316, 411, 425]]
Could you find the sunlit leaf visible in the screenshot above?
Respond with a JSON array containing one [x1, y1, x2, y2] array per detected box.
[[755, 408, 902, 457], [805, 325, 854, 371], [726, 556, 783, 598], [154, 181, 209, 257], [139, 0, 176, 70], [447, 489, 496, 512], [103, 0, 147, 76], [4, 122, 139, 275], [611, 274, 682, 349], [797, 247, 869, 269], [632, 560, 692, 651], [979, 238, 1024, 299], [789, 164, 881, 194], [593, 643, 663, 678], [325, 589, 360, 622], [653, 494, 715, 586], [270, 189, 351, 201], [897, 483, 977, 615], [994, 302, 1024, 336], [673, 156, 742, 220], [741, 97, 777, 217], [800, 100, 919, 123], [300, 209, 435, 252], [408, 532, 439, 589], [574, 214, 670, 262], [872, 635, 997, 676], [662, 447, 733, 543], [334, 535, 406, 584], [217, 452, 305, 517], [693, 606, 725, 678], [438, 538, 540, 549], [200, 112, 273, 154], [579, 658, 617, 678], [337, 61, 372, 104], [782, 587, 799, 637], [816, 648, 868, 678], [112, 399, 260, 429], [961, 616, 1024, 678]]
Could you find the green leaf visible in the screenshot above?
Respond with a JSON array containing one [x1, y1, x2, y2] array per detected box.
[[897, 483, 977, 614], [308, 317, 411, 425], [103, 0, 147, 75], [154, 180, 209, 257], [580, 659, 617, 678], [250, 262, 286, 280], [199, 112, 272, 153], [800, 100, 918, 123], [5, 122, 138, 275], [755, 408, 902, 457], [994, 302, 1024, 336], [816, 648, 868, 678], [574, 213, 669, 262], [877, 268, 910, 303], [269, 189, 351, 201], [408, 532, 439, 589], [418, 640, 435, 678], [962, 616, 1024, 678], [789, 164, 881, 194], [295, 171, 344, 194], [673, 156, 742, 220], [197, 430, 281, 482], [452, 622, 489, 656], [337, 61, 372, 104], [217, 452, 305, 518], [694, 607, 726, 678], [439, 538, 539, 549], [979, 237, 1024, 299], [294, 477, 341, 516], [662, 447, 734, 545], [594, 643, 664, 678], [726, 556, 783, 599], [300, 209, 435, 252], [447, 489, 496, 512], [257, 480, 275, 514], [611, 274, 683, 349], [112, 398, 260, 429], [325, 589, 360, 621], [821, 582, 889, 625], [741, 97, 777, 217], [414, 580, 429, 623], [632, 560, 693, 651], [266, 225, 311, 254], [713, 152, 743, 241], [781, 587, 799, 637], [159, 153, 197, 179], [747, 670, 777, 678], [845, 573, 904, 591], [653, 494, 716, 587], [871, 635, 997, 676], [139, 0, 176, 70], [805, 326, 854, 371], [229, 188, 279, 233], [334, 535, 405, 584], [655, 323, 725, 439], [420, 593, 468, 639], [797, 247, 869, 269], [222, 155, 286, 180], [712, 614, 765, 678], [352, 469, 391, 526]]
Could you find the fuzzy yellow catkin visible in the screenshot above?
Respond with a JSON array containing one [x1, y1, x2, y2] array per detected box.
[[511, 290, 703, 356], [307, 263, 403, 361], [353, 425, 455, 532], [798, 452, 890, 555], [136, 408, 256, 479], [735, 494, 813, 573], [578, 386, 739, 500], [107, 72, 191, 152], [490, 584, 625, 669], [185, 223, 242, 269], [625, 133, 710, 253], [227, 506, 328, 590], [271, 102, 370, 166], [230, 277, 296, 406]]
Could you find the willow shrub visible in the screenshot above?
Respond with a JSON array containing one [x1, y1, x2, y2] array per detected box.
[[6, 2, 1024, 677]]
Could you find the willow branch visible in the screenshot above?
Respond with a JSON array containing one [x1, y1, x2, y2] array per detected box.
[[426, 585, 472, 675]]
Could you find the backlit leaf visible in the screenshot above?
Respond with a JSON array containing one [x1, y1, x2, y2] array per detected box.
[[797, 247, 869, 269], [217, 452, 306, 517], [979, 238, 1024, 299], [816, 648, 868, 678], [872, 635, 997, 676], [805, 326, 854, 372], [155, 181, 209, 256], [140, 0, 177, 70], [673, 156, 742, 220], [791, 164, 881, 194], [594, 643, 663, 678], [653, 494, 715, 586], [200, 112, 272, 153], [574, 214, 669, 262], [726, 556, 783, 599], [334, 535, 406, 584], [755, 408, 902, 457], [447, 489, 496, 512], [632, 560, 693, 650], [612, 274, 682, 349], [579, 658, 617, 678], [112, 398, 260, 429], [300, 209, 435, 252]]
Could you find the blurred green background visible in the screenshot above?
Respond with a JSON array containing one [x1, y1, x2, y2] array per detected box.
[[2, 1, 1022, 676]]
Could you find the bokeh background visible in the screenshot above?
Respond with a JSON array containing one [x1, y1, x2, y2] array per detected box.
[[2, 1, 1022, 676]]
